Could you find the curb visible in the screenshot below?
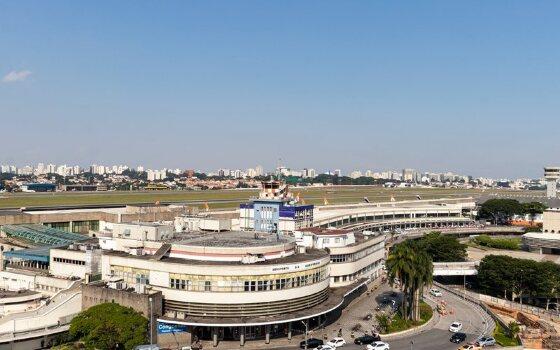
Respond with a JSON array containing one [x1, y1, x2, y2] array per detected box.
[[379, 297, 440, 341]]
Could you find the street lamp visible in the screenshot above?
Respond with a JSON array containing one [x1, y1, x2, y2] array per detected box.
[[149, 297, 153, 346], [301, 320, 309, 350], [463, 273, 467, 300], [519, 269, 524, 310]]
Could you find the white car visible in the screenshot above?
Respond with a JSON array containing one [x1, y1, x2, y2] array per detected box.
[[315, 346, 335, 350], [449, 322, 463, 332], [326, 337, 346, 348], [366, 341, 390, 350], [430, 288, 443, 297]]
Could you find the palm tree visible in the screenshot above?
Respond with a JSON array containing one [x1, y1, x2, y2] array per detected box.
[[386, 242, 415, 320], [410, 249, 433, 321], [386, 240, 433, 321]]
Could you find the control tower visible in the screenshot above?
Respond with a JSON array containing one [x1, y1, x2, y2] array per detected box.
[[544, 166, 560, 198]]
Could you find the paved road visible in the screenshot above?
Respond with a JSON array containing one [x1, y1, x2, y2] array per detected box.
[[275, 287, 494, 350], [357, 289, 492, 350]]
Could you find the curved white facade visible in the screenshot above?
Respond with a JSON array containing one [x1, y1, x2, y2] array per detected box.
[[100, 231, 334, 323]]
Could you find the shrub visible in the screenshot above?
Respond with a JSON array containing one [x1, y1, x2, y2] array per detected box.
[[472, 235, 520, 250]]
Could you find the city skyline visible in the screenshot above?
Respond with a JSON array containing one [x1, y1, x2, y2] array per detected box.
[[2, 2, 560, 179], [0, 158, 554, 180]]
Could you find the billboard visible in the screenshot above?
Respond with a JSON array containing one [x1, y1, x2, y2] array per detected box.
[[157, 322, 188, 334]]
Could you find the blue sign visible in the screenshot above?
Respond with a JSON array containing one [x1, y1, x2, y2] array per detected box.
[[157, 322, 188, 334]]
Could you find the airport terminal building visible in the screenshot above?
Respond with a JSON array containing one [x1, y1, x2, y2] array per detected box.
[[96, 229, 359, 346]]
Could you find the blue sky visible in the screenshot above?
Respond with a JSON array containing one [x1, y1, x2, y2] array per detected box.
[[1, 1, 559, 178]]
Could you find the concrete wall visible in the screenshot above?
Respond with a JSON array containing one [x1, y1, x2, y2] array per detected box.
[[81, 283, 163, 341], [543, 209, 560, 233]]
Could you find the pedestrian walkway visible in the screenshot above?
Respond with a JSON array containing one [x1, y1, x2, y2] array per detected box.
[[0, 280, 81, 339]]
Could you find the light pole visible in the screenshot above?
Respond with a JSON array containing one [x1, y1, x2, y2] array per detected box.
[[519, 270, 524, 310], [149, 297, 153, 346], [301, 320, 309, 350], [463, 273, 467, 300]]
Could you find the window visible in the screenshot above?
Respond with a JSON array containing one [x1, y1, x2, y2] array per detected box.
[[167, 266, 328, 292]]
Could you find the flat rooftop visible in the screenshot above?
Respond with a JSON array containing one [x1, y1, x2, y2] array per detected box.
[[172, 230, 294, 248], [104, 247, 328, 266]]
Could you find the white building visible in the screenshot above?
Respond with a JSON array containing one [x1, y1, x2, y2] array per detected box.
[[97, 230, 337, 345], [49, 243, 102, 279], [350, 170, 362, 179], [293, 227, 385, 287]]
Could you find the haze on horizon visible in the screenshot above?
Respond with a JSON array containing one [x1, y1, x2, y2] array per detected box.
[[1, 1, 559, 179]]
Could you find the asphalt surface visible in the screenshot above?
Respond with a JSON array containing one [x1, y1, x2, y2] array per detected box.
[[276, 287, 494, 350], [363, 289, 492, 350]]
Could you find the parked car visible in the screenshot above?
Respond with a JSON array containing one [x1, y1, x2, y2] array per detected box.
[[450, 332, 467, 343], [354, 334, 381, 345], [134, 346, 159, 350], [430, 288, 443, 297], [366, 341, 390, 350], [326, 337, 346, 348], [457, 345, 481, 350], [476, 336, 496, 347], [300, 338, 324, 349], [315, 346, 335, 350], [449, 321, 463, 332]]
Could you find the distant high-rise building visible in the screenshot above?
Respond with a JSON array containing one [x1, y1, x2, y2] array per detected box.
[[255, 165, 264, 177], [334, 169, 342, 177], [307, 168, 316, 178], [402, 168, 415, 182], [18, 165, 33, 175], [246, 168, 256, 178], [36, 163, 45, 175]]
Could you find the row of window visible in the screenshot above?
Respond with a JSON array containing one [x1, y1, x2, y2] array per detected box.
[[333, 259, 382, 283], [110, 266, 150, 285], [330, 242, 384, 263], [169, 266, 328, 292], [53, 257, 86, 266]]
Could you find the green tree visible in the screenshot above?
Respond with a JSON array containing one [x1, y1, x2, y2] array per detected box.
[[418, 232, 467, 262], [375, 314, 390, 334], [478, 199, 524, 223], [68, 303, 148, 350], [508, 321, 520, 338], [522, 202, 547, 222], [476, 255, 560, 307], [412, 249, 433, 320], [386, 240, 433, 321]]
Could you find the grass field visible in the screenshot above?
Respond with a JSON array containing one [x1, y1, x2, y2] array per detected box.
[[0, 187, 542, 210]]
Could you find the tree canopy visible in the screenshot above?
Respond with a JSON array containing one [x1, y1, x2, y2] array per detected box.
[[417, 232, 467, 262], [478, 199, 547, 223], [68, 303, 148, 350], [477, 255, 560, 309], [386, 240, 433, 321]]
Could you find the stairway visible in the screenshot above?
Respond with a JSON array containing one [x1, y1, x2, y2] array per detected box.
[[152, 243, 172, 260]]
